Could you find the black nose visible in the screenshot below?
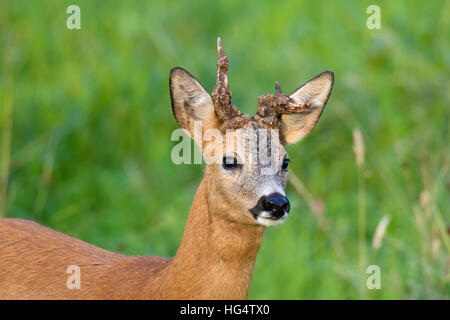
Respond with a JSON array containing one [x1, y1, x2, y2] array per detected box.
[[261, 193, 290, 219]]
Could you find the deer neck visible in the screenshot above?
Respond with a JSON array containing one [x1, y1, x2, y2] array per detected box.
[[158, 177, 265, 299]]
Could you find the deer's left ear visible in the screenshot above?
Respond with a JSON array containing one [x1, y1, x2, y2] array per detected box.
[[280, 71, 334, 145]]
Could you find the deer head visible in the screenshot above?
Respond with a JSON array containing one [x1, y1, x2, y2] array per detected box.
[[170, 38, 334, 227]]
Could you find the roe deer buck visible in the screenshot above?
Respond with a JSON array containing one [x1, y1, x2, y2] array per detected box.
[[0, 38, 333, 299]]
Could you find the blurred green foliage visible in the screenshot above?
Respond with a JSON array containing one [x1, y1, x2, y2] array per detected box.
[[0, 0, 448, 299]]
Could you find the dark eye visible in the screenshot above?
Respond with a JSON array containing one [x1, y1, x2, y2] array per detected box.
[[222, 156, 239, 170], [282, 159, 290, 171]]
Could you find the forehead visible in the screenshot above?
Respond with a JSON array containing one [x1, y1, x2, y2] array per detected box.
[[222, 121, 287, 160]]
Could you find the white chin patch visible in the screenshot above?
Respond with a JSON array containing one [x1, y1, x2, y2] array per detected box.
[[255, 212, 288, 227]]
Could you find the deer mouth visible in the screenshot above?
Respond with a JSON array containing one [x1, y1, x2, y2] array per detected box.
[[253, 212, 288, 227]]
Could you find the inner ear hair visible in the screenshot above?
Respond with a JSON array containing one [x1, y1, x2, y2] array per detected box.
[[169, 67, 218, 138], [280, 71, 334, 145], [289, 71, 334, 107]]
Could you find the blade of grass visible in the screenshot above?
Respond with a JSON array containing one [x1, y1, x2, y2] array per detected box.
[[0, 94, 13, 217]]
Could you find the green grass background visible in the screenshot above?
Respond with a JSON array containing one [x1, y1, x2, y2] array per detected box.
[[0, 0, 448, 299]]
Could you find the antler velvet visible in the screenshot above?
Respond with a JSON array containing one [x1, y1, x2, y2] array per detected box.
[[211, 38, 311, 131], [211, 37, 249, 132]]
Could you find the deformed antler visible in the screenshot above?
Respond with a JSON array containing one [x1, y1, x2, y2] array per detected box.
[[211, 37, 249, 132], [253, 82, 312, 129], [210, 38, 311, 131]]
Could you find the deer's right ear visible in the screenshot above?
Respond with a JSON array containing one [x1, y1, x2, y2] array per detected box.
[[170, 67, 219, 138]]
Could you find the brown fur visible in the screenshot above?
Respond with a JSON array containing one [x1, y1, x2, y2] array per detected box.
[[0, 177, 263, 299], [0, 39, 334, 300]]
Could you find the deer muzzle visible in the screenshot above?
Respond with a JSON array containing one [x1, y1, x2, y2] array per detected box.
[[250, 193, 290, 224]]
